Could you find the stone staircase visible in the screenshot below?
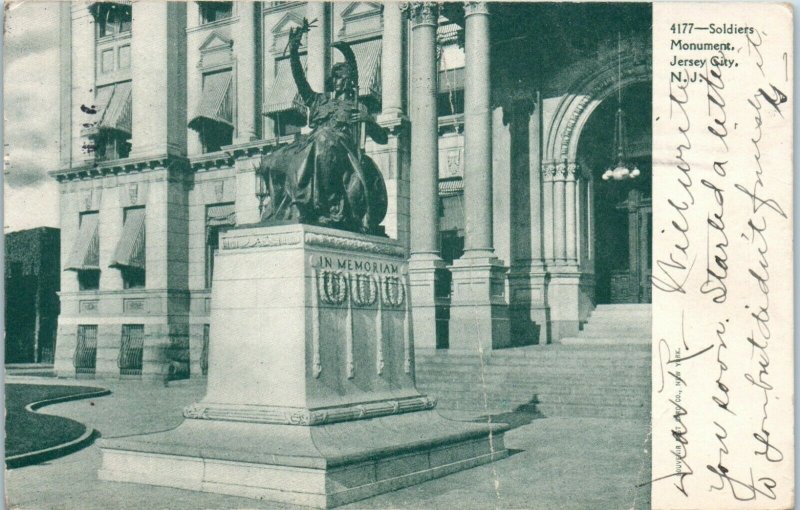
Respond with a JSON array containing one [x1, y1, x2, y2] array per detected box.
[[561, 304, 651, 345], [415, 304, 652, 419]]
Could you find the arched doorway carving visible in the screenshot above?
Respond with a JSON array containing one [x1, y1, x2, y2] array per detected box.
[[542, 38, 652, 305]]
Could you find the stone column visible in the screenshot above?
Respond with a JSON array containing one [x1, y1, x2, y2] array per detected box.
[[553, 162, 567, 263], [462, 2, 493, 258], [403, 2, 443, 351], [379, 2, 404, 120], [376, 2, 410, 251], [542, 161, 555, 263], [235, 1, 258, 143], [449, 2, 510, 351], [565, 162, 578, 263], [306, 2, 329, 94]]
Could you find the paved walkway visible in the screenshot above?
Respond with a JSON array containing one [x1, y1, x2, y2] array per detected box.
[[6, 376, 651, 510]]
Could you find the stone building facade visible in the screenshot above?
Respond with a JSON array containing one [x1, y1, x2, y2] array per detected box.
[[52, 1, 652, 378]]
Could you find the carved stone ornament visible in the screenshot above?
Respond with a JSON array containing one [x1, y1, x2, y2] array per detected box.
[[381, 276, 406, 308], [542, 162, 558, 180], [567, 162, 581, 180], [463, 1, 489, 17], [181, 396, 438, 426], [400, 2, 439, 27], [350, 273, 378, 307], [128, 183, 139, 205], [221, 232, 303, 250], [82, 189, 93, 211], [303, 232, 406, 257], [317, 270, 349, 306]]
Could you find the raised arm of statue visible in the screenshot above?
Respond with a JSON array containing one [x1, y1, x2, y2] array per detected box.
[[288, 24, 315, 106]]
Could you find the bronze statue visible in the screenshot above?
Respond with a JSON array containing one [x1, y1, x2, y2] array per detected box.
[[257, 19, 389, 235]]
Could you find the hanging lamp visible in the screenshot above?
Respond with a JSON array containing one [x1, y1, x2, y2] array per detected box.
[[602, 33, 640, 182]]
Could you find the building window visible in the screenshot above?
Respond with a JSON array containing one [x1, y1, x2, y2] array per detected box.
[[74, 325, 98, 375], [87, 82, 132, 161], [440, 230, 465, 265], [198, 122, 233, 153], [438, 191, 465, 264], [110, 206, 146, 289], [65, 211, 101, 288], [94, 131, 132, 161], [438, 88, 465, 118], [96, 3, 132, 38], [189, 70, 234, 153], [205, 203, 236, 288], [78, 270, 100, 291], [199, 1, 232, 24], [118, 324, 144, 376], [122, 267, 145, 289], [273, 111, 305, 137]]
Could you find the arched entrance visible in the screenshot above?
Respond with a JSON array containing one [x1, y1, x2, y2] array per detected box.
[[578, 82, 652, 303]]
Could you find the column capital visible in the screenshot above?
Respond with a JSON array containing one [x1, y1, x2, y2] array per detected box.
[[400, 2, 439, 27], [464, 1, 490, 17], [567, 162, 581, 181], [543, 161, 558, 182]]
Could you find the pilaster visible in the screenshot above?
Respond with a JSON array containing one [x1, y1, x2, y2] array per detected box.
[[129, 2, 187, 159], [235, 1, 259, 143]]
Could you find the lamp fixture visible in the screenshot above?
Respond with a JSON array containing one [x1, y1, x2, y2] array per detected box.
[[602, 33, 640, 182]]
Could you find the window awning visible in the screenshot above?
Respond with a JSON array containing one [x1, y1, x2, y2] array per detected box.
[[439, 177, 464, 196], [83, 81, 132, 138], [64, 213, 100, 271], [263, 55, 308, 116], [334, 39, 382, 99], [207, 203, 236, 227], [189, 71, 233, 132], [88, 0, 131, 19], [110, 208, 145, 270], [439, 67, 464, 93]]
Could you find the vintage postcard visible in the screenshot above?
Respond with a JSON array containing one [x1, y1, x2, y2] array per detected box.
[[2, 1, 793, 509]]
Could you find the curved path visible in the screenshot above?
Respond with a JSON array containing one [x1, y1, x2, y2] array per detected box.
[[6, 384, 111, 468]]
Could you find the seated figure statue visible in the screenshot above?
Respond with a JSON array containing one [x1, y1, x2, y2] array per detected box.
[[257, 19, 389, 235]]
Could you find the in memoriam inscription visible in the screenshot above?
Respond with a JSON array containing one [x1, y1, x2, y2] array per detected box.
[[313, 255, 400, 275]]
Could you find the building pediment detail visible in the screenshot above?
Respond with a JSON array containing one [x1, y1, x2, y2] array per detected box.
[[339, 2, 383, 41], [271, 11, 307, 54], [198, 31, 234, 70]]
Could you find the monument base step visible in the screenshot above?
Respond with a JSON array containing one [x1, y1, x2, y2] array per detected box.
[[98, 410, 508, 509]]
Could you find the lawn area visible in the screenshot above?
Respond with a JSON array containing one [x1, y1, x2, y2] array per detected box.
[[6, 384, 109, 461]]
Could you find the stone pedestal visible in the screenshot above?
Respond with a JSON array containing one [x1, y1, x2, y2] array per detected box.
[[98, 224, 507, 508], [449, 256, 511, 351]]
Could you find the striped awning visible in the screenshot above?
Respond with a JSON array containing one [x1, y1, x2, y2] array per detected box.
[[110, 207, 145, 270], [264, 55, 308, 115], [64, 213, 100, 271], [439, 177, 464, 196], [439, 67, 464, 93], [100, 81, 132, 134], [83, 81, 132, 137], [189, 71, 233, 131], [207, 203, 236, 227], [334, 39, 382, 99], [437, 23, 461, 43]]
